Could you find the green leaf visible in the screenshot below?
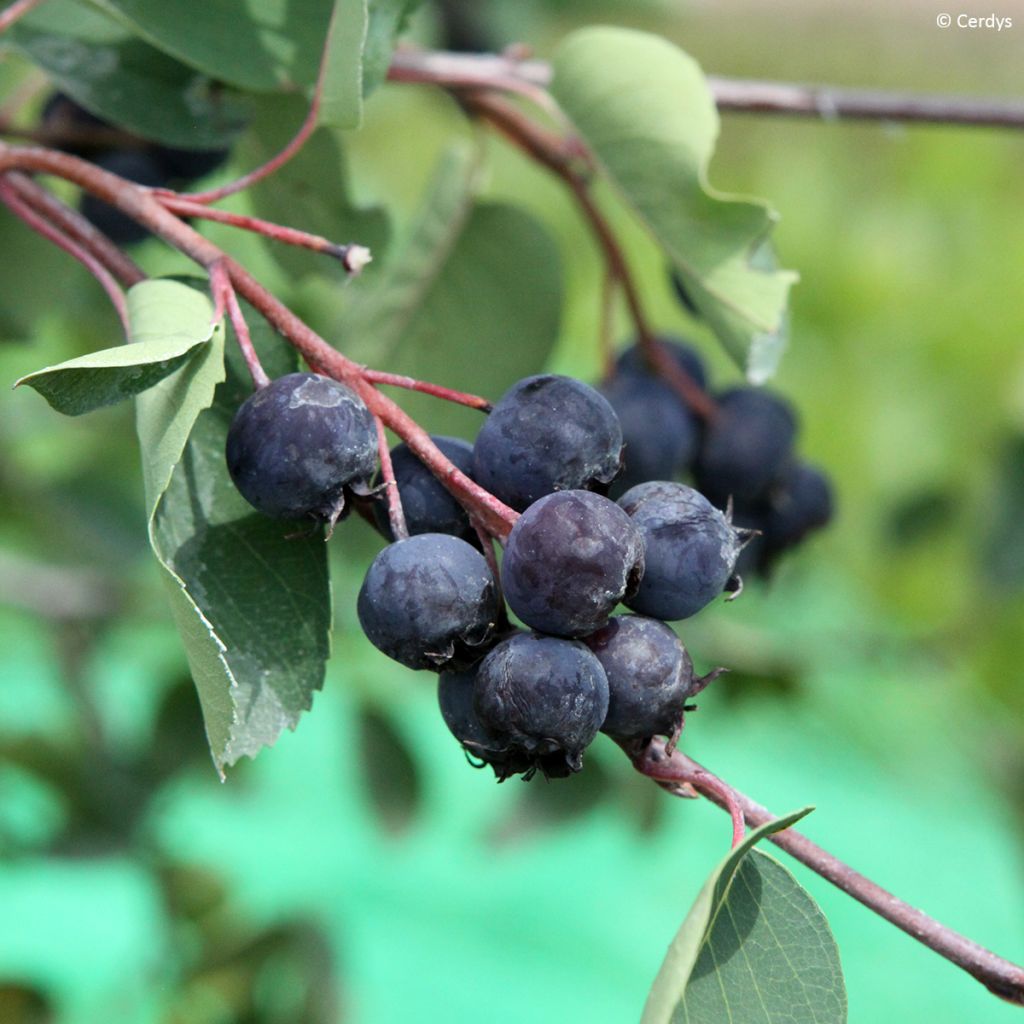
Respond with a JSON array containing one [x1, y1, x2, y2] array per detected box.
[[14, 282, 216, 416], [81, 0, 334, 93], [317, 0, 367, 129], [243, 94, 389, 280], [337, 143, 561, 436], [362, 0, 423, 95], [643, 807, 847, 1024], [550, 27, 798, 380], [133, 283, 330, 774], [14, 0, 248, 147]]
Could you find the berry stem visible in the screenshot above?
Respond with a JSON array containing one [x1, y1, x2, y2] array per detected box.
[[374, 417, 409, 541], [642, 740, 1024, 1005], [0, 0, 48, 35], [157, 196, 372, 271], [209, 260, 269, 389], [361, 369, 492, 411], [0, 175, 132, 333]]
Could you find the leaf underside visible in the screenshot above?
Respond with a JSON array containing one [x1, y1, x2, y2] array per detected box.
[[550, 26, 798, 381]]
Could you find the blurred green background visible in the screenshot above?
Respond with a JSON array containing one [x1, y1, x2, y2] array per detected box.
[[1, 1, 1022, 1021]]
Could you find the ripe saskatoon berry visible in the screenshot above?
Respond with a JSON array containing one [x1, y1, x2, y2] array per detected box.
[[502, 490, 645, 638], [437, 667, 532, 780], [694, 387, 797, 505], [763, 461, 834, 548], [79, 150, 169, 245], [373, 436, 475, 540], [620, 482, 743, 620], [357, 533, 500, 671], [474, 633, 610, 776], [225, 372, 377, 524], [472, 374, 623, 512], [615, 336, 707, 390], [584, 615, 715, 744], [600, 374, 700, 496]]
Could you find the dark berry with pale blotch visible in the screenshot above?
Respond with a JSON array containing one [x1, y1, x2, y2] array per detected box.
[[615, 336, 707, 390], [358, 534, 500, 671], [438, 667, 532, 780], [695, 387, 797, 505], [600, 374, 700, 496], [226, 372, 377, 525], [472, 374, 623, 512], [373, 436, 475, 540], [620, 482, 743, 620], [584, 615, 695, 742], [474, 633, 609, 777], [502, 490, 645, 638]]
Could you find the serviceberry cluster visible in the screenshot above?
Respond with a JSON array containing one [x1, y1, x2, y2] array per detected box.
[[39, 93, 230, 244], [224, 346, 833, 781]]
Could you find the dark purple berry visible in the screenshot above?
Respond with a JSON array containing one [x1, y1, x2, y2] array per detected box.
[[225, 372, 377, 524], [373, 436, 475, 540], [502, 490, 645, 638], [474, 633, 609, 777], [620, 482, 743, 620], [472, 374, 623, 512], [584, 615, 697, 742], [615, 336, 707, 390], [357, 534, 500, 671], [600, 373, 700, 496], [695, 387, 797, 505], [437, 667, 532, 780], [763, 462, 834, 548]]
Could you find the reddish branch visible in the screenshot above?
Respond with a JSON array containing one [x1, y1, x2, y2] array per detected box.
[[158, 196, 372, 271], [374, 418, 409, 541], [362, 369, 493, 411], [0, 143, 519, 539], [637, 741, 1024, 1005]]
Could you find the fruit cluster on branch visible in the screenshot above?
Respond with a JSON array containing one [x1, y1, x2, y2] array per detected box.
[[224, 343, 832, 782]]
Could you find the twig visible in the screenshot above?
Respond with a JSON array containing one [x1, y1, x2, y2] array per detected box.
[[157, 196, 372, 271], [0, 0, 48, 35], [0, 175, 131, 332], [209, 260, 269, 388], [641, 741, 1024, 1005], [361, 369, 492, 411], [0, 143, 520, 539], [389, 49, 1024, 131], [374, 417, 408, 541], [178, 4, 348, 205]]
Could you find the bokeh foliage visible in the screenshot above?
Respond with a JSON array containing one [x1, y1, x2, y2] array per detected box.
[[1, 2, 1022, 1022]]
